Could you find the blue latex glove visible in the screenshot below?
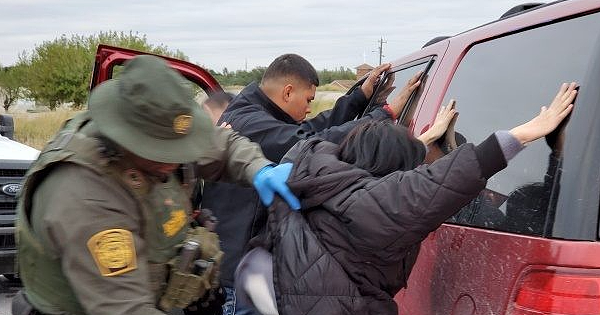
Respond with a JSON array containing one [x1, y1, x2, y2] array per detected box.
[[253, 163, 301, 211]]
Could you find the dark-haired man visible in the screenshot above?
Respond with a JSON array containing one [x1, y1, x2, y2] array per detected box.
[[202, 53, 421, 315]]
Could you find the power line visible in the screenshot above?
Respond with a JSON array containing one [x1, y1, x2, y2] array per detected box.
[[373, 37, 386, 65]]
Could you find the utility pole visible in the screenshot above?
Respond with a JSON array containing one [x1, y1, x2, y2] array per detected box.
[[374, 37, 386, 65], [245, 58, 248, 71]]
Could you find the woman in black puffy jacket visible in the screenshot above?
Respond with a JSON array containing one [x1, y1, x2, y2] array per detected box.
[[236, 83, 577, 315]]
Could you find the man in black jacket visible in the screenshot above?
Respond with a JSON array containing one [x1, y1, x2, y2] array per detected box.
[[202, 54, 420, 315]]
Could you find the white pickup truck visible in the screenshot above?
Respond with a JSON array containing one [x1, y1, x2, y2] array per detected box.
[[0, 115, 38, 278]]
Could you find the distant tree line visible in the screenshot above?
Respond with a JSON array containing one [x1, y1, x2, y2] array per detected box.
[[210, 66, 356, 87], [317, 67, 356, 84], [0, 32, 357, 111], [0, 31, 187, 111], [210, 67, 267, 87]]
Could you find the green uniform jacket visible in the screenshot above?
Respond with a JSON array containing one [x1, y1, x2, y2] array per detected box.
[[17, 112, 271, 315]]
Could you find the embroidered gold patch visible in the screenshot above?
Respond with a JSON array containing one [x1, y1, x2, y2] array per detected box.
[[173, 115, 193, 134], [163, 209, 187, 237], [87, 229, 137, 277]]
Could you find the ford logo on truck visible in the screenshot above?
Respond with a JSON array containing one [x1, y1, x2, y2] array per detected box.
[[2, 183, 22, 196]]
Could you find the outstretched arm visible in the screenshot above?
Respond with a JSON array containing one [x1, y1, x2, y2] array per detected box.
[[196, 127, 300, 209], [326, 82, 578, 253], [510, 82, 577, 145], [196, 127, 272, 184], [304, 63, 392, 129], [385, 71, 422, 119]]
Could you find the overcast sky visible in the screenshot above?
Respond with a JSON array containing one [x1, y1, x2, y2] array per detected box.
[[1, 0, 529, 71]]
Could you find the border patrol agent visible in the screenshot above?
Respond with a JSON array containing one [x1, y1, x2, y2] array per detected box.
[[12, 55, 300, 315]]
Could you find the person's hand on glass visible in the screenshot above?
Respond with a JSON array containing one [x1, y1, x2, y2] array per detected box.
[[444, 104, 459, 151], [388, 71, 422, 118], [373, 74, 396, 106], [361, 63, 391, 99], [418, 99, 457, 145], [510, 82, 577, 145]]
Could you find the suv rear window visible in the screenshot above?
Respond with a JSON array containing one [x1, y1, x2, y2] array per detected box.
[[440, 12, 600, 236]]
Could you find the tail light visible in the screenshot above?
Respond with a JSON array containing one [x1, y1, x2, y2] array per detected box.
[[507, 266, 600, 315]]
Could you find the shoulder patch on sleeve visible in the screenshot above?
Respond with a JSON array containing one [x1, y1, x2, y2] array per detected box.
[[87, 229, 137, 277], [163, 209, 187, 237]]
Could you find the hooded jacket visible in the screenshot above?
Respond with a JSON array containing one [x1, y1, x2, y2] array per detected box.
[[202, 82, 391, 286], [258, 134, 507, 315]]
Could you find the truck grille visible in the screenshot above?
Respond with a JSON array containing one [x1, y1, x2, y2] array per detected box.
[[0, 202, 15, 210], [0, 201, 17, 215], [0, 169, 27, 177], [0, 234, 15, 249], [0, 160, 31, 253]]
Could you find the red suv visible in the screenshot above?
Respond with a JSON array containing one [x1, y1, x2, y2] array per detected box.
[[356, 1, 600, 314], [92, 1, 600, 313]]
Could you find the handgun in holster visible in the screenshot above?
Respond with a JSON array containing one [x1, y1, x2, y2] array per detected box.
[[158, 227, 224, 312]]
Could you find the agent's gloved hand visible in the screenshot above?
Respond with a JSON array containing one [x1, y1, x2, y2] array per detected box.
[[253, 163, 301, 210]]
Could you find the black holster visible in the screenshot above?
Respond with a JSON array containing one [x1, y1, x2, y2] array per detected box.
[[11, 290, 42, 315]]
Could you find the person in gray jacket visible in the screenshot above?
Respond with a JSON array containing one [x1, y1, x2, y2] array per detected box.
[[236, 82, 578, 315]]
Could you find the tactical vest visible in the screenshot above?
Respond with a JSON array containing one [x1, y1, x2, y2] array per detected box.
[[17, 112, 192, 314]]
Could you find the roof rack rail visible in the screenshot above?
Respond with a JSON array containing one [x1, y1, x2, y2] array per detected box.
[[499, 2, 545, 19], [422, 36, 450, 48]]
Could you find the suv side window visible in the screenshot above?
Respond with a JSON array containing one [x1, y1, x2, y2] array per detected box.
[[365, 58, 434, 123], [441, 12, 600, 236]]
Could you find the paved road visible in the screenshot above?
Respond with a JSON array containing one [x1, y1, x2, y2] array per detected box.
[[0, 276, 21, 315]]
